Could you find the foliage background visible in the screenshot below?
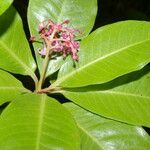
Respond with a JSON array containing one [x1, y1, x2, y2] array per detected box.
[[0, 0, 149, 149], [12, 0, 150, 88], [7, 0, 150, 135]]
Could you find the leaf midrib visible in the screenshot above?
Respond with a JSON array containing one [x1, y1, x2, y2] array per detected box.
[[99, 90, 150, 99], [67, 90, 150, 100], [54, 39, 150, 86], [0, 40, 34, 76], [36, 95, 46, 150]]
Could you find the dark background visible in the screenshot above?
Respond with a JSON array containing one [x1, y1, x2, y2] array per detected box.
[[94, 0, 150, 28]]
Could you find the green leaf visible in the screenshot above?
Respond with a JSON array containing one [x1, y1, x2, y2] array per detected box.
[[0, 0, 13, 16], [64, 103, 150, 150], [62, 65, 150, 127], [0, 6, 37, 81], [28, 0, 97, 40], [28, 0, 97, 77], [54, 21, 150, 88], [46, 56, 64, 78], [0, 69, 29, 105], [0, 94, 80, 150]]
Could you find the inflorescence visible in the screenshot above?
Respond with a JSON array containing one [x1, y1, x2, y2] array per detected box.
[[30, 20, 80, 61]]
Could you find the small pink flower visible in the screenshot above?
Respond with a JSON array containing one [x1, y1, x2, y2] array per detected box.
[[31, 19, 80, 61], [72, 54, 79, 61], [45, 29, 53, 36], [61, 19, 70, 25], [38, 22, 45, 32], [61, 32, 73, 40], [38, 47, 46, 56], [72, 41, 80, 49], [52, 41, 63, 52]]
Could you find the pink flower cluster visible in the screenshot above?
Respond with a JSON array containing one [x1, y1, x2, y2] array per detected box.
[[30, 20, 80, 61]]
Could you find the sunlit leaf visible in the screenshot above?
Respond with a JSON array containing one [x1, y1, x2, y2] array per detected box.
[[54, 21, 150, 87], [64, 103, 150, 150], [28, 0, 97, 77], [0, 69, 29, 105], [0, 6, 37, 81], [63, 65, 150, 127], [0, 94, 80, 150], [0, 0, 13, 16]]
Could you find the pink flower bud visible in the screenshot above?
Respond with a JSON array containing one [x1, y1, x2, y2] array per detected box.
[[38, 47, 46, 56], [31, 19, 80, 61], [29, 36, 36, 42], [52, 41, 63, 52], [62, 19, 70, 25], [72, 54, 79, 61], [45, 29, 53, 36], [38, 22, 44, 32], [72, 41, 80, 49]]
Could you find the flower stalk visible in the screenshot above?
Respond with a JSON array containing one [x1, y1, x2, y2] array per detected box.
[[36, 46, 51, 91], [30, 19, 80, 93]]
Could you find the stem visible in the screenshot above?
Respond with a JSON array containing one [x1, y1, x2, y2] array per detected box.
[[35, 30, 57, 92], [36, 48, 51, 91], [31, 73, 39, 90], [38, 85, 61, 94]]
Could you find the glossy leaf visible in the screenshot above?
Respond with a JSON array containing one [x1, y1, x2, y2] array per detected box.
[[0, 6, 37, 81], [0, 69, 29, 105], [28, 0, 97, 77], [54, 21, 150, 88], [0, 94, 80, 150], [64, 103, 150, 150], [46, 56, 64, 78], [0, 0, 13, 16], [63, 65, 150, 127]]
